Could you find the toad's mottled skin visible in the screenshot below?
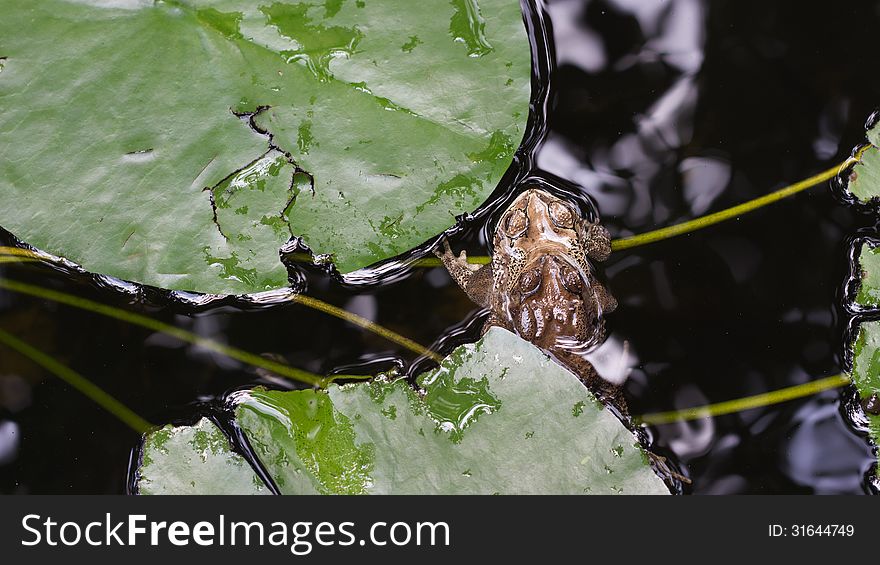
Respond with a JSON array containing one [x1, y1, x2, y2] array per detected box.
[[436, 188, 625, 413]]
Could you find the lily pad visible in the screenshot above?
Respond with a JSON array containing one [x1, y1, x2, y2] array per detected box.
[[0, 0, 530, 294], [843, 115, 880, 478], [137, 418, 269, 495], [847, 123, 880, 203], [855, 242, 880, 307], [850, 322, 880, 462], [139, 328, 668, 495]]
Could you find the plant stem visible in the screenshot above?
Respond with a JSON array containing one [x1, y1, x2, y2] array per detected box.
[[0, 254, 441, 371], [290, 294, 441, 362], [635, 374, 851, 425], [611, 161, 849, 251], [0, 328, 152, 433], [0, 276, 326, 387]]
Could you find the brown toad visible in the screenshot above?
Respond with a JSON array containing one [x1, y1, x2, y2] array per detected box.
[[436, 187, 625, 413]]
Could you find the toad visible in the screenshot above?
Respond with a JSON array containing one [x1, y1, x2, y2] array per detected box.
[[435, 187, 626, 414]]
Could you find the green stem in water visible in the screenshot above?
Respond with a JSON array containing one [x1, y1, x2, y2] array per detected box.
[[611, 160, 852, 251], [0, 247, 42, 259], [290, 294, 441, 362], [0, 259, 434, 381], [0, 328, 152, 433], [635, 374, 851, 425], [412, 255, 490, 269], [0, 276, 326, 387]]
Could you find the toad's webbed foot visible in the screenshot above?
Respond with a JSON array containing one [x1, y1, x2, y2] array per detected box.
[[581, 221, 612, 262], [648, 452, 691, 487], [434, 238, 493, 307]]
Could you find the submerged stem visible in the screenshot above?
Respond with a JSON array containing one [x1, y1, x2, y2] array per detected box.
[[611, 160, 852, 251], [0, 254, 440, 374], [290, 294, 441, 362], [0, 329, 152, 433], [635, 374, 851, 425], [412, 255, 490, 268], [0, 275, 326, 387], [0, 246, 41, 259]]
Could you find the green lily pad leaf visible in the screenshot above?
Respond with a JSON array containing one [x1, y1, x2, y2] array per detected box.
[[849, 322, 880, 462], [135, 330, 667, 494], [0, 0, 530, 294], [138, 418, 269, 495], [855, 242, 880, 307], [847, 123, 880, 203], [231, 327, 667, 494]]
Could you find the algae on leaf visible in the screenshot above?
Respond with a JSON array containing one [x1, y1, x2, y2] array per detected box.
[[235, 388, 376, 495], [140, 328, 668, 495], [138, 418, 269, 495], [0, 0, 530, 294]]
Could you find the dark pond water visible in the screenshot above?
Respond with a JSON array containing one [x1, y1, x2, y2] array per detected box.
[[1, 0, 879, 494]]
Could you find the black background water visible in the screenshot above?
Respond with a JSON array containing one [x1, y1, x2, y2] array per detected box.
[[1, 0, 878, 493]]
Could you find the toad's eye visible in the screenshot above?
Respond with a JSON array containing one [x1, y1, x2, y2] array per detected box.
[[519, 268, 541, 295], [503, 209, 528, 238], [548, 201, 575, 229], [561, 267, 584, 294]]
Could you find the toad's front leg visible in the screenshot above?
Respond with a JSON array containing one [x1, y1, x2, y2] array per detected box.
[[434, 238, 493, 308]]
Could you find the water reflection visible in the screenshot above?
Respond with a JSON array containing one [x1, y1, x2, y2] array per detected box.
[[540, 0, 706, 231], [0, 421, 20, 466], [780, 396, 874, 494]]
